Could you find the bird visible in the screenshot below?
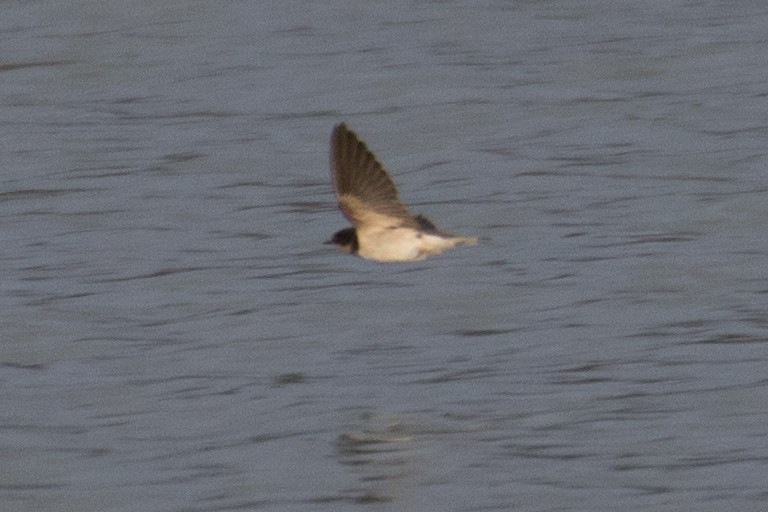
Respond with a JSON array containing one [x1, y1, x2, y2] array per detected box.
[[326, 123, 477, 262]]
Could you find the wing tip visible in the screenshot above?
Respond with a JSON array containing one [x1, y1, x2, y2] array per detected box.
[[331, 122, 355, 162], [332, 122, 350, 141]]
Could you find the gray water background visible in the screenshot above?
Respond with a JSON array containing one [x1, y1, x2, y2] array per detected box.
[[2, 1, 768, 511]]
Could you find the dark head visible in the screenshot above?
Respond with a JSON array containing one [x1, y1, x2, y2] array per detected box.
[[325, 227, 359, 254]]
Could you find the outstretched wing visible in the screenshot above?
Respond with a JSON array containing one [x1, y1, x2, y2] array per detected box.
[[330, 123, 420, 229]]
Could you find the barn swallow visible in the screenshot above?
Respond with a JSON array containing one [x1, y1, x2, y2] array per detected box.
[[326, 123, 477, 262]]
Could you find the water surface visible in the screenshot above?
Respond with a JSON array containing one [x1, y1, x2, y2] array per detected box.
[[2, 2, 767, 511]]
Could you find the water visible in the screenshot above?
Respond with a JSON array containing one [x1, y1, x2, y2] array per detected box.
[[2, 1, 767, 511]]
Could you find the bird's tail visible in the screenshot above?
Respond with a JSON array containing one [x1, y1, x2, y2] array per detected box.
[[453, 236, 479, 246]]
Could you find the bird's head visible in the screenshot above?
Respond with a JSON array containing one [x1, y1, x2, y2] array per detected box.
[[325, 228, 359, 254]]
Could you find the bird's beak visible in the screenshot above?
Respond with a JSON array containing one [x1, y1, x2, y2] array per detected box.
[[323, 239, 334, 245]]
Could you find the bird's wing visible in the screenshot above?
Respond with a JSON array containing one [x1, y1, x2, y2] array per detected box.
[[330, 123, 420, 229]]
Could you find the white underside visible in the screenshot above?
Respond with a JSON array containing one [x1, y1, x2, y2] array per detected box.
[[356, 227, 476, 262]]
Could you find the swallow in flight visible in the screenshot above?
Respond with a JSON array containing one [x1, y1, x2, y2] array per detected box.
[[326, 123, 477, 262]]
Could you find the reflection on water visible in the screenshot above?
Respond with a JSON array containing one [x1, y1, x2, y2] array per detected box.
[[2, 1, 768, 511]]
